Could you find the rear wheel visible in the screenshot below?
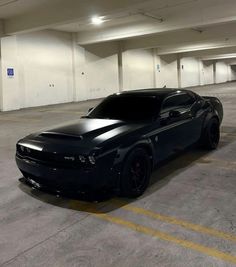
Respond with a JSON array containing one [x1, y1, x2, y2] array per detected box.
[[202, 118, 220, 149], [120, 148, 151, 198]]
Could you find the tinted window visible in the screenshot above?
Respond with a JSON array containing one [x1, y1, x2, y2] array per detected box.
[[162, 93, 195, 112], [89, 95, 161, 121]]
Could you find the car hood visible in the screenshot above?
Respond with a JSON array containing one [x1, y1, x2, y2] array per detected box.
[[41, 118, 125, 139], [22, 118, 146, 154]]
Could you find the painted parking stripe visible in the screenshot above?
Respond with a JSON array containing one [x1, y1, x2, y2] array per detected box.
[[111, 199, 236, 242], [71, 201, 236, 265]]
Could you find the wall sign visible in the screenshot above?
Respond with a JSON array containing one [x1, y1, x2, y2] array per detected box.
[[7, 68, 14, 77]]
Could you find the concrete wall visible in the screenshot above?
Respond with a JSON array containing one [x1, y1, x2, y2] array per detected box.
[[75, 42, 119, 101], [1, 36, 21, 111], [181, 57, 200, 87], [216, 62, 228, 83], [203, 61, 214, 85], [122, 49, 155, 90], [230, 65, 236, 81], [0, 30, 74, 111], [156, 54, 178, 88], [0, 29, 234, 111]]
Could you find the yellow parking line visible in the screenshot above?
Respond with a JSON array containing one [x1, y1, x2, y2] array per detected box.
[[111, 199, 236, 242], [71, 201, 236, 265]]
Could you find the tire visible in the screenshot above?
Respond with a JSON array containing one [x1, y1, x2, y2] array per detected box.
[[120, 148, 151, 198], [202, 117, 220, 150]]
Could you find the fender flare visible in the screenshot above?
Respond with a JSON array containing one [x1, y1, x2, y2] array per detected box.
[[114, 138, 155, 169]]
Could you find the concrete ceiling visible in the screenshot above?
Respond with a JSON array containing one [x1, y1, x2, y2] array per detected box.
[[0, 0, 55, 19], [1, 0, 236, 60]]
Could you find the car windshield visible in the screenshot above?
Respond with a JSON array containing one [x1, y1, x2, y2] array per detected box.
[[88, 95, 161, 121]]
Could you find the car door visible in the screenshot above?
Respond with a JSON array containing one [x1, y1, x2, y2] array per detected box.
[[153, 93, 197, 162]]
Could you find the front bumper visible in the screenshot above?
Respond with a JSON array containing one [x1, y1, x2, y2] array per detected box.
[[16, 154, 118, 194]]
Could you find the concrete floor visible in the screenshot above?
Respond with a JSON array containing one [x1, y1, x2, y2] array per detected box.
[[0, 82, 236, 267]]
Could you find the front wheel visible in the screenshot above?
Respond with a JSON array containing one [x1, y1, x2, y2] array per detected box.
[[202, 118, 220, 150], [120, 148, 151, 198]]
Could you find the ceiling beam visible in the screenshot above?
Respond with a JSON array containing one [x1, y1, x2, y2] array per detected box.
[[157, 39, 236, 55], [0, 20, 4, 36], [201, 54, 236, 61], [123, 22, 236, 51]]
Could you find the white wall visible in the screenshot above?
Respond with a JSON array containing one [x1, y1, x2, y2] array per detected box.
[[122, 49, 155, 90], [1, 36, 21, 111], [216, 62, 228, 83], [156, 54, 178, 88], [181, 57, 200, 87], [75, 42, 119, 101], [230, 65, 236, 81], [203, 61, 214, 85], [0, 30, 74, 111], [0, 30, 235, 112], [0, 51, 3, 111]]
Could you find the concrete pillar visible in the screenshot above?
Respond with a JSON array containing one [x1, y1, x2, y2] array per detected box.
[[199, 60, 204, 86], [213, 61, 217, 84], [227, 64, 231, 82], [152, 48, 158, 88], [118, 41, 123, 92], [71, 33, 78, 102], [177, 54, 182, 88]]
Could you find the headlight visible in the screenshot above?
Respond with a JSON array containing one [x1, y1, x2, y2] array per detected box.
[[88, 155, 96, 165], [78, 155, 86, 163], [78, 154, 96, 165]]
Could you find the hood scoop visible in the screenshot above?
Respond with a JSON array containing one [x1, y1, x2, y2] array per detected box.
[[40, 132, 83, 141]]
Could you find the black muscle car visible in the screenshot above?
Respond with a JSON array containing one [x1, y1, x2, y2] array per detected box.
[[16, 89, 223, 197]]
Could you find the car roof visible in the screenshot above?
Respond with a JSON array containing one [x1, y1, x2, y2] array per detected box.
[[113, 88, 191, 98]]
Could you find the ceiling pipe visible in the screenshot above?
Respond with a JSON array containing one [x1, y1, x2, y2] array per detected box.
[[137, 11, 164, 22]]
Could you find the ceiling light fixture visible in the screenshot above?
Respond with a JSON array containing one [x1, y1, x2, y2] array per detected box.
[[91, 16, 104, 25]]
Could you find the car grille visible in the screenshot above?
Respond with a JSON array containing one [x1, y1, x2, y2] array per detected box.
[[16, 144, 79, 169]]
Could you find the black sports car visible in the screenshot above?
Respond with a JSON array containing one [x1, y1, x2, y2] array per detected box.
[[16, 89, 223, 197]]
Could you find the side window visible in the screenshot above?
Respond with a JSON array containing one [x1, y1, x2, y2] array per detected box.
[[161, 93, 195, 113]]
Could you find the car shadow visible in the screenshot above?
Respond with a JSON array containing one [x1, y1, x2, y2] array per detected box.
[[18, 126, 236, 214]]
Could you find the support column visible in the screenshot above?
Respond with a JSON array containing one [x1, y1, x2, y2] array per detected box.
[[71, 33, 78, 102], [199, 60, 204, 86], [213, 61, 217, 84], [152, 48, 158, 88], [118, 41, 123, 92], [227, 64, 231, 82], [177, 53, 182, 88]]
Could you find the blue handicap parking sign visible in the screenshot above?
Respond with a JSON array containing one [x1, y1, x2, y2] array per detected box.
[[7, 68, 14, 77]]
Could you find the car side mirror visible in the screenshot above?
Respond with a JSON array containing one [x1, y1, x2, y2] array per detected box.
[[88, 107, 94, 113], [169, 110, 181, 118]]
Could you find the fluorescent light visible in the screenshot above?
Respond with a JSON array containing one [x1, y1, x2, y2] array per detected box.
[[91, 16, 104, 25]]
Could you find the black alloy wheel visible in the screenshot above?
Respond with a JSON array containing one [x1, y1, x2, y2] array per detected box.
[[120, 148, 151, 198], [203, 118, 220, 149]]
